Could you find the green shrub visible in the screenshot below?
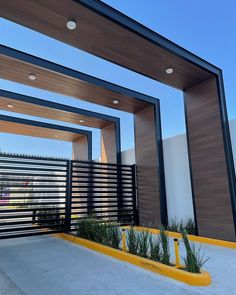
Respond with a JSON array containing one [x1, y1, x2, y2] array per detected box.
[[76, 217, 105, 243], [76, 217, 121, 249], [168, 218, 195, 235], [76, 217, 93, 240], [106, 223, 121, 249], [184, 218, 195, 235], [126, 226, 139, 255], [159, 226, 170, 265], [149, 235, 161, 262], [181, 230, 209, 273], [137, 230, 150, 258], [168, 218, 179, 233], [92, 220, 108, 244], [35, 206, 64, 228]]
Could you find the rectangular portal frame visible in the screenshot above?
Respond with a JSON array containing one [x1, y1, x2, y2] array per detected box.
[[0, 89, 121, 164], [0, 45, 167, 227], [0, 114, 92, 161], [1, 0, 233, 239]]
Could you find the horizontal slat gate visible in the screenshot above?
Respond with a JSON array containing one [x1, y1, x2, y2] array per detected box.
[[70, 161, 137, 229], [0, 153, 138, 239], [0, 153, 68, 239]]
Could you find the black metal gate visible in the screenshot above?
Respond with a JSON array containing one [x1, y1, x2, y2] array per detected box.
[[0, 153, 137, 239], [70, 160, 137, 230]]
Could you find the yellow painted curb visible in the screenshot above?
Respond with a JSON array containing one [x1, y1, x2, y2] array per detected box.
[[54, 233, 211, 286], [124, 226, 236, 249]]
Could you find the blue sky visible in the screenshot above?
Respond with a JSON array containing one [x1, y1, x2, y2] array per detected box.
[[0, 0, 235, 159]]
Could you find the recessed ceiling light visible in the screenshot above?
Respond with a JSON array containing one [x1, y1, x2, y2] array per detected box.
[[7, 104, 14, 108], [79, 119, 85, 123], [28, 74, 37, 80], [113, 100, 119, 105], [66, 20, 77, 30], [165, 68, 174, 74]]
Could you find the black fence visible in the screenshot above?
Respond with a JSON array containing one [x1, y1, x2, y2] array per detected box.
[[0, 153, 138, 239]]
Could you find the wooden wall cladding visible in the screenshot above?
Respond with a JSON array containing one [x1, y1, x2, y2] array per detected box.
[[72, 137, 89, 161], [101, 123, 117, 163], [134, 105, 161, 226], [184, 77, 235, 241]]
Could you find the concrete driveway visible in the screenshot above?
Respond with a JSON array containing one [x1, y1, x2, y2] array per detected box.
[[0, 235, 235, 295]]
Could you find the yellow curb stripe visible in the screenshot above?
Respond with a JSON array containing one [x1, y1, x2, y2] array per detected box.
[[123, 226, 236, 249], [54, 233, 211, 286]]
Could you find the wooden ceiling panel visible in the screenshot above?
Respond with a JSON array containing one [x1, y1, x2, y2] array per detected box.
[[0, 54, 149, 113], [0, 121, 83, 141], [0, 96, 110, 129], [0, 116, 88, 142], [0, 0, 215, 90]]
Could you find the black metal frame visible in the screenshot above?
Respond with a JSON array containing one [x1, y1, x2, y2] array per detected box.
[[77, 0, 220, 75], [0, 44, 167, 226], [75, 0, 236, 234], [216, 73, 236, 235], [0, 114, 92, 161], [1, 0, 235, 237], [0, 89, 121, 164]]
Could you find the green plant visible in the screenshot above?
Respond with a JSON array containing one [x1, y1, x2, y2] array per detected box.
[[184, 218, 195, 235], [76, 217, 105, 243], [93, 220, 108, 244], [76, 217, 93, 240], [127, 226, 139, 255], [137, 230, 150, 258], [76, 217, 121, 249], [179, 220, 185, 232], [181, 230, 209, 273], [149, 235, 161, 262], [35, 206, 64, 228], [106, 223, 121, 249], [168, 218, 179, 232], [159, 226, 170, 265], [168, 218, 195, 235]]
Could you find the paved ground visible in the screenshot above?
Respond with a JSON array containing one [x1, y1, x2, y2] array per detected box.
[[0, 235, 236, 295]]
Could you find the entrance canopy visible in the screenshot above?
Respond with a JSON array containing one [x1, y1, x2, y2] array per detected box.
[[0, 45, 156, 113], [0, 89, 121, 163], [0, 0, 218, 89], [0, 45, 165, 227], [0, 90, 119, 129], [0, 114, 92, 160], [1, 0, 235, 240]]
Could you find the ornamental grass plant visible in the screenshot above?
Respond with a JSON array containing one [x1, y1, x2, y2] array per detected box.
[[76, 217, 121, 249], [149, 234, 161, 262], [168, 218, 195, 235], [126, 226, 139, 255], [159, 226, 171, 265], [76, 218, 208, 274], [181, 230, 209, 273], [137, 230, 150, 258]]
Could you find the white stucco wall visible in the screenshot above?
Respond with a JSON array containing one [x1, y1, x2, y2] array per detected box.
[[162, 134, 194, 222], [121, 148, 135, 165], [121, 118, 236, 223]]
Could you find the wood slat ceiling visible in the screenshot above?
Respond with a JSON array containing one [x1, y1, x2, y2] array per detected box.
[[0, 0, 215, 90], [0, 54, 149, 113], [0, 96, 111, 129], [0, 119, 86, 142]]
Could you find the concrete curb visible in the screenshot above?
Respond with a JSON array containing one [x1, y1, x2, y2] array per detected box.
[[126, 226, 236, 249], [54, 233, 211, 286]]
